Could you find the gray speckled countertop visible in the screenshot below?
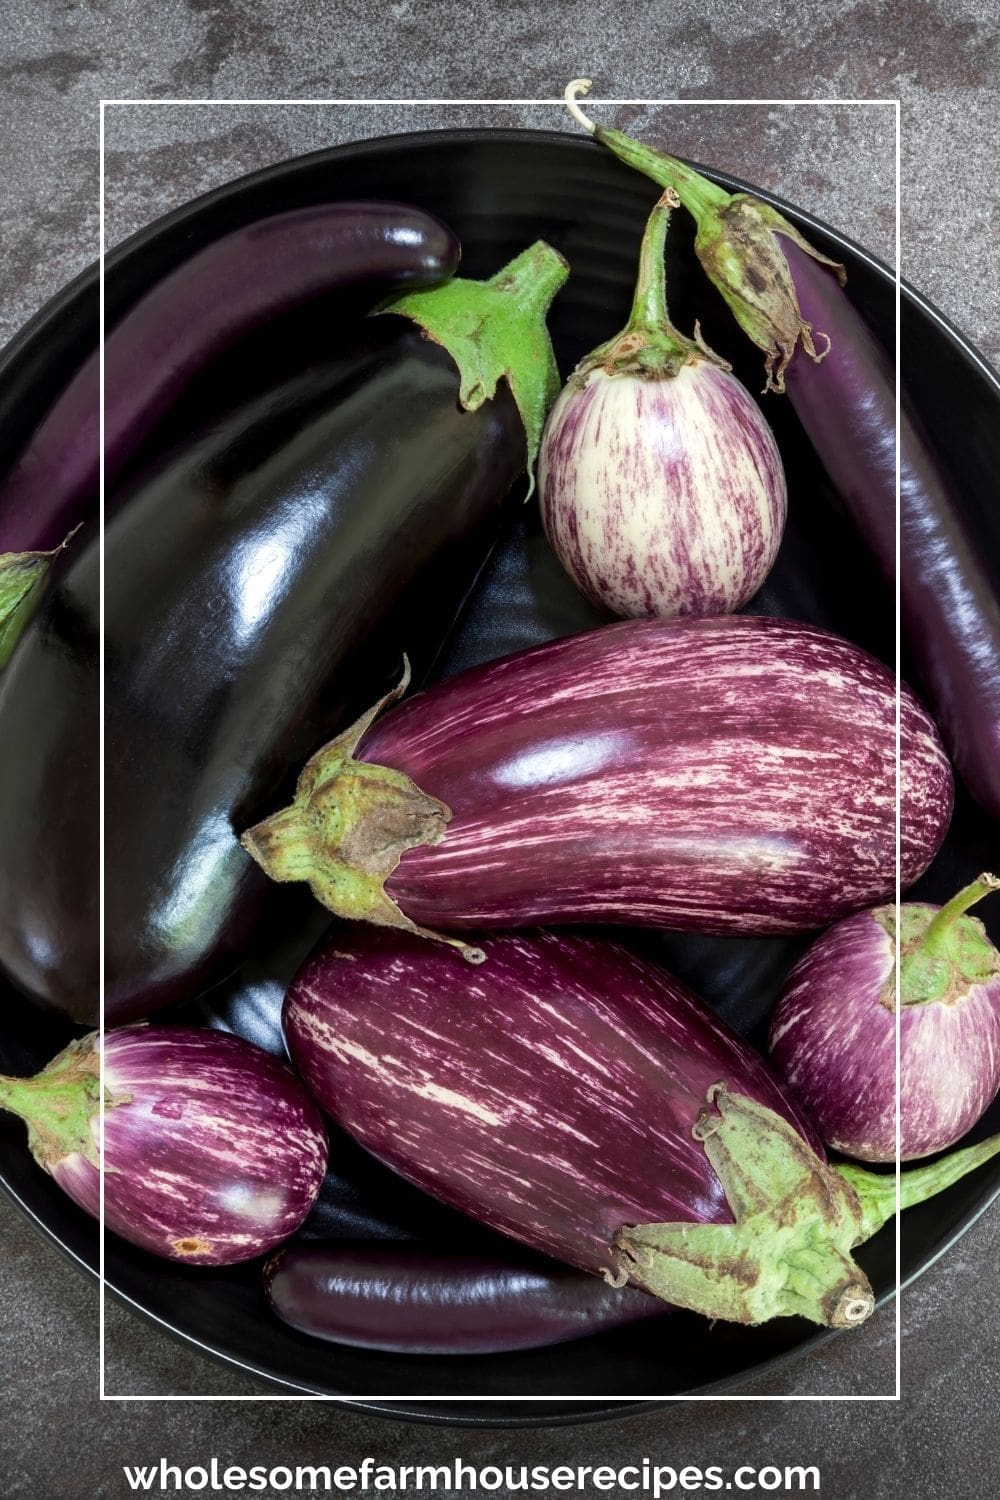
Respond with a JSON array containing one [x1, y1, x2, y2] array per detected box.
[[1, 3, 998, 1494]]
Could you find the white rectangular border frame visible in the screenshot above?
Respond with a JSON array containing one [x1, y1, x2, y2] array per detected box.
[[98, 91, 903, 1403]]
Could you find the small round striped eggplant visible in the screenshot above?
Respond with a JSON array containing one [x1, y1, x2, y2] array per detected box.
[[264, 1240, 662, 1354], [242, 616, 953, 950], [0, 1027, 328, 1265], [539, 193, 786, 619], [284, 928, 1000, 1328], [770, 874, 1000, 1162]]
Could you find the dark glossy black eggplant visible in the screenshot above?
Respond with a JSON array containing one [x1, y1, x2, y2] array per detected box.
[[0, 242, 567, 1025], [264, 1241, 662, 1355]]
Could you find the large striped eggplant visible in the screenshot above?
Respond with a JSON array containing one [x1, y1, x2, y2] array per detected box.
[[284, 928, 1000, 1327], [0, 1027, 328, 1265], [243, 616, 952, 952]]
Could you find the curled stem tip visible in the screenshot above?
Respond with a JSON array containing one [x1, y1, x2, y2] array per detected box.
[[564, 78, 597, 133]]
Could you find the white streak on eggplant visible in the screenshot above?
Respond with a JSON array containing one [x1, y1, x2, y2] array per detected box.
[[539, 363, 786, 618]]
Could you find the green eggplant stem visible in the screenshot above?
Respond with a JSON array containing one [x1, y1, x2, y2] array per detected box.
[[0, 1036, 106, 1170], [376, 239, 568, 496], [886, 872, 1000, 1008], [240, 659, 485, 963], [564, 78, 846, 392], [921, 872, 999, 957], [836, 1132, 1000, 1245], [609, 1082, 1000, 1329]]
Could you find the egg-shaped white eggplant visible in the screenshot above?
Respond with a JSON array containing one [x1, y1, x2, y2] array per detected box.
[[539, 191, 787, 619]]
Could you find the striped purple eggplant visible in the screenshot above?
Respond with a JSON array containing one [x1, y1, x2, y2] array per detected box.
[[284, 928, 1000, 1327], [243, 616, 952, 951], [539, 192, 786, 619], [0, 1027, 327, 1265], [264, 1240, 662, 1354], [770, 874, 1000, 1162]]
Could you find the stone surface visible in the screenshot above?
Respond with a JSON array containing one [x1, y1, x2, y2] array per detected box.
[[1, 1, 998, 1494]]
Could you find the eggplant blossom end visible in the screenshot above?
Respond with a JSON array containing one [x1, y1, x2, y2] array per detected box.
[[376, 240, 569, 496], [611, 1084, 875, 1327]]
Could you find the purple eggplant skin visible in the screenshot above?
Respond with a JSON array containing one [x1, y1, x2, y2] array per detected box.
[[0, 203, 459, 556], [769, 877, 1000, 1163], [0, 1027, 328, 1266], [264, 1241, 663, 1355], [356, 616, 952, 938], [0, 322, 524, 1028], [283, 928, 823, 1283], [539, 362, 786, 619], [779, 240, 1000, 823]]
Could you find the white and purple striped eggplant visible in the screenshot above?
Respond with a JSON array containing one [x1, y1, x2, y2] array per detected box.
[[538, 192, 786, 619], [0, 1027, 327, 1265], [770, 874, 1000, 1162], [284, 928, 1000, 1328], [242, 616, 952, 952]]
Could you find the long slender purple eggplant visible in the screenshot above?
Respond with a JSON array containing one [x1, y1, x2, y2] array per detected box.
[[0, 202, 459, 666], [284, 928, 1000, 1327], [243, 616, 952, 953], [265, 1241, 662, 1354], [0, 241, 567, 1026], [0, 1027, 328, 1265], [564, 80, 1000, 822], [539, 191, 786, 619], [770, 874, 1000, 1162]]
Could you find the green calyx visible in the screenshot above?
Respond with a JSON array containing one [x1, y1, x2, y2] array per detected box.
[[0, 1034, 126, 1172], [876, 873, 1000, 1008], [376, 240, 568, 497], [240, 662, 484, 963], [0, 550, 53, 669], [608, 1082, 1000, 1328], [573, 189, 729, 385], [564, 79, 845, 392]]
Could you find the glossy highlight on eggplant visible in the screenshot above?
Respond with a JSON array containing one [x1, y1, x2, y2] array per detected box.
[[265, 1241, 662, 1355], [0, 321, 524, 1025], [0, 202, 459, 559], [246, 616, 953, 946]]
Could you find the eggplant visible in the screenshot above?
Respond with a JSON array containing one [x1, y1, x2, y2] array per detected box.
[[770, 874, 1000, 1162], [0, 243, 568, 1025], [0, 1027, 328, 1265], [0, 202, 460, 666], [264, 1241, 662, 1354], [244, 615, 952, 952], [283, 928, 1000, 1327], [539, 191, 786, 619], [564, 80, 1000, 822]]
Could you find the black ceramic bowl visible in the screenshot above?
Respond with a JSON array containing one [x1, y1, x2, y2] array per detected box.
[[1, 129, 998, 1422]]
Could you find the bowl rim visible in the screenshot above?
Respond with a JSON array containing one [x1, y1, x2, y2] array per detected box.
[[1, 123, 997, 1423]]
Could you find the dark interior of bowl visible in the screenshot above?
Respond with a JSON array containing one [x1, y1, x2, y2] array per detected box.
[[0, 129, 997, 1417]]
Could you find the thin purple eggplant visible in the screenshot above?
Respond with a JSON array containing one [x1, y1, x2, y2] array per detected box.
[[0, 1027, 328, 1266], [539, 191, 786, 620], [243, 616, 952, 952], [284, 928, 1000, 1327], [264, 1241, 662, 1354], [564, 80, 1000, 822], [770, 873, 1000, 1162], [0, 202, 460, 662]]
